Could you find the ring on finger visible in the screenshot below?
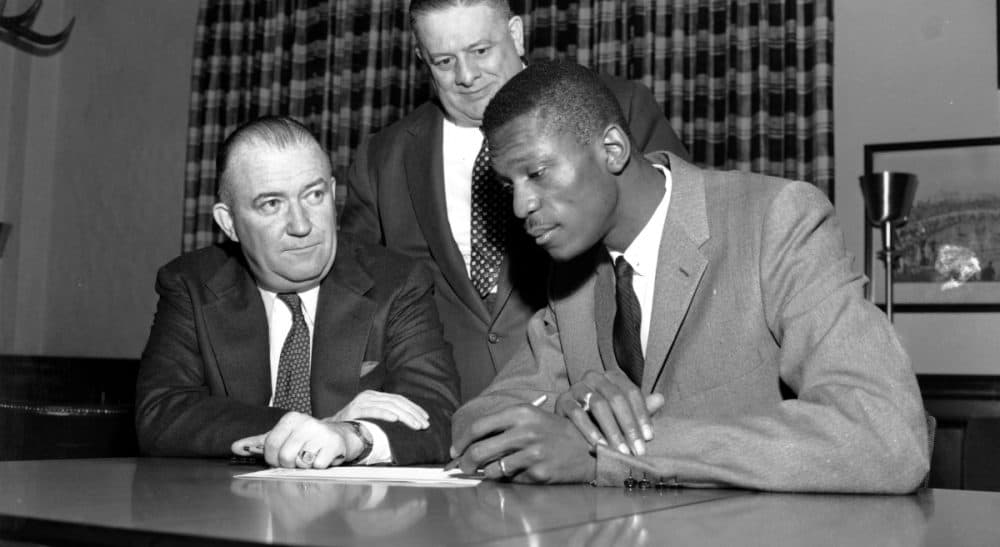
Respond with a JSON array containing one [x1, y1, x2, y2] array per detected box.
[[580, 391, 594, 412], [297, 449, 316, 466], [498, 458, 509, 477]]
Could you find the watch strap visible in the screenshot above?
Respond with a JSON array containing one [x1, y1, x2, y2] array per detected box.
[[344, 420, 373, 463]]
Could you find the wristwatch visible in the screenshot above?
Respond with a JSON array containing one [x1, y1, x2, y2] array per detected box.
[[344, 420, 373, 463]]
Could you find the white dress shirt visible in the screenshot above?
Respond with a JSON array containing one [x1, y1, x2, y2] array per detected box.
[[258, 286, 390, 464], [441, 118, 484, 280], [607, 164, 673, 355]]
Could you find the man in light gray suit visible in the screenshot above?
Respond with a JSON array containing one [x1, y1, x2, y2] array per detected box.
[[341, 0, 688, 403], [449, 61, 929, 493]]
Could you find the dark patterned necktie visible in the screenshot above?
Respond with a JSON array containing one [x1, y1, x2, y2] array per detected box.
[[613, 256, 645, 387], [273, 292, 312, 414], [470, 140, 507, 297]]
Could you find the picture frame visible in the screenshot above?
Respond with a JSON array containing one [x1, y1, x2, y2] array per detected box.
[[862, 137, 1000, 312]]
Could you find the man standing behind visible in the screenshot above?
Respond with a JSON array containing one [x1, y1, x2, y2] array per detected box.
[[450, 61, 928, 493], [136, 116, 458, 468], [341, 0, 688, 401]]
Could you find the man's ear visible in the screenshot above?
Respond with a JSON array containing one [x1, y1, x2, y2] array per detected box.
[[602, 124, 632, 175], [508, 15, 525, 57], [212, 202, 239, 243]]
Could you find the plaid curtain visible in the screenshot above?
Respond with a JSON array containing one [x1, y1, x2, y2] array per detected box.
[[182, 0, 833, 251]]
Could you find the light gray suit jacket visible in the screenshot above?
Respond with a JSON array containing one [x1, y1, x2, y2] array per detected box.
[[341, 75, 688, 402], [453, 152, 929, 493]]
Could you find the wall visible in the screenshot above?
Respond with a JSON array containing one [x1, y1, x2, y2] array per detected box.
[[0, 1, 199, 357], [835, 0, 1000, 374], [0, 0, 64, 353]]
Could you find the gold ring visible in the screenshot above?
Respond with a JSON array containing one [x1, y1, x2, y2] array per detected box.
[[581, 392, 593, 412], [298, 449, 316, 465], [498, 458, 509, 477]]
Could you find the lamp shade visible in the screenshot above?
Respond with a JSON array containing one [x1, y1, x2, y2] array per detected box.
[[859, 171, 918, 226]]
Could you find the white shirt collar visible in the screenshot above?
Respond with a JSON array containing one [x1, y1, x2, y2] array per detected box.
[[257, 285, 321, 327], [608, 163, 672, 277]]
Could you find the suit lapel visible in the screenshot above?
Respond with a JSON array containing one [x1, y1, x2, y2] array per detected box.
[[593, 253, 618, 376], [643, 153, 710, 392], [202, 253, 272, 405], [310, 240, 375, 418], [553, 248, 613, 383], [404, 105, 490, 323]]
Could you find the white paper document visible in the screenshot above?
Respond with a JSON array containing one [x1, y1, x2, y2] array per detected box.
[[235, 466, 482, 487]]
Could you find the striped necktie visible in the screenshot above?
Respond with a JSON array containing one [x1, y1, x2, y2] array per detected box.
[[613, 256, 644, 386]]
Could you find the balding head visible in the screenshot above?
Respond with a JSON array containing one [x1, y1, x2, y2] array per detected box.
[[212, 116, 337, 293], [216, 116, 331, 207]]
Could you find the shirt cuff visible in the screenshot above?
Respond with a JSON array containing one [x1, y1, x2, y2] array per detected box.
[[354, 420, 392, 465]]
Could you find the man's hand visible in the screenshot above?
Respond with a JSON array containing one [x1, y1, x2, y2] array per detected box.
[[554, 370, 664, 456], [326, 390, 429, 430], [231, 412, 364, 468], [449, 404, 596, 484]]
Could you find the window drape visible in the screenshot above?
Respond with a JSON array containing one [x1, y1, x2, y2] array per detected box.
[[182, 0, 833, 251]]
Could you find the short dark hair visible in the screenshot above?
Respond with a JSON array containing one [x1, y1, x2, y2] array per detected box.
[[408, 0, 512, 31], [482, 60, 630, 146], [215, 116, 328, 205]]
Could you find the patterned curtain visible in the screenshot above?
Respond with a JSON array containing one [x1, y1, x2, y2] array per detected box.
[[183, 0, 424, 251], [182, 0, 833, 251]]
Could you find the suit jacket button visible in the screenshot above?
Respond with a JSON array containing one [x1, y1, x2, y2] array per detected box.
[[488, 333, 499, 344]]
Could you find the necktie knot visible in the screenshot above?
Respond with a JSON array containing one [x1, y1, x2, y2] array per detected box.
[[277, 292, 302, 315], [614, 256, 634, 281]]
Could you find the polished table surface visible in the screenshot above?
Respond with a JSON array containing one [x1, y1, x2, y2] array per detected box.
[[0, 458, 997, 546]]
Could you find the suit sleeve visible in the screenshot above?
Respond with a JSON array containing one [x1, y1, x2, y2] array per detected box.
[[135, 267, 286, 456], [452, 305, 569, 439], [598, 183, 929, 493], [341, 136, 383, 244], [369, 262, 461, 465], [620, 80, 690, 162]]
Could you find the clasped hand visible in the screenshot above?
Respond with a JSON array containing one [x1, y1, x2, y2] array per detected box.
[[449, 404, 596, 483], [329, 389, 429, 430], [449, 372, 664, 483], [231, 390, 428, 468], [555, 370, 664, 457]]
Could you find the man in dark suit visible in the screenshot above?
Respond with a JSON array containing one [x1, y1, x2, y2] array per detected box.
[[449, 61, 928, 493], [341, 0, 689, 401], [136, 116, 459, 468]]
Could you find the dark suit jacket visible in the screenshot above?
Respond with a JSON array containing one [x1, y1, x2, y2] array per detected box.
[[454, 153, 929, 493], [135, 235, 459, 465], [342, 74, 688, 401]]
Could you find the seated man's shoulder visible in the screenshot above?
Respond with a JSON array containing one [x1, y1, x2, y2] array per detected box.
[[158, 242, 243, 282], [339, 233, 429, 286], [705, 168, 830, 214]]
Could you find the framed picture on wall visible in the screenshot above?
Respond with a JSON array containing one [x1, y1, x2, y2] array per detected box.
[[863, 137, 1000, 312]]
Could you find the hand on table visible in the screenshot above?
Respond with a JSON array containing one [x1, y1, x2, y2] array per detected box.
[[554, 370, 664, 457], [231, 411, 364, 468], [326, 390, 429, 430], [449, 404, 596, 484]]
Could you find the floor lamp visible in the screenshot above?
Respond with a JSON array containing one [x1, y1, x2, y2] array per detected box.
[[859, 172, 918, 323]]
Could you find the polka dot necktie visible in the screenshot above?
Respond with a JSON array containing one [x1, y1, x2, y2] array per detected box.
[[470, 140, 508, 297], [613, 256, 644, 387], [273, 292, 312, 415]]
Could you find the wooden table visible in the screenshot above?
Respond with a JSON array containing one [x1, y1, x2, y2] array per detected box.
[[0, 458, 996, 546]]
